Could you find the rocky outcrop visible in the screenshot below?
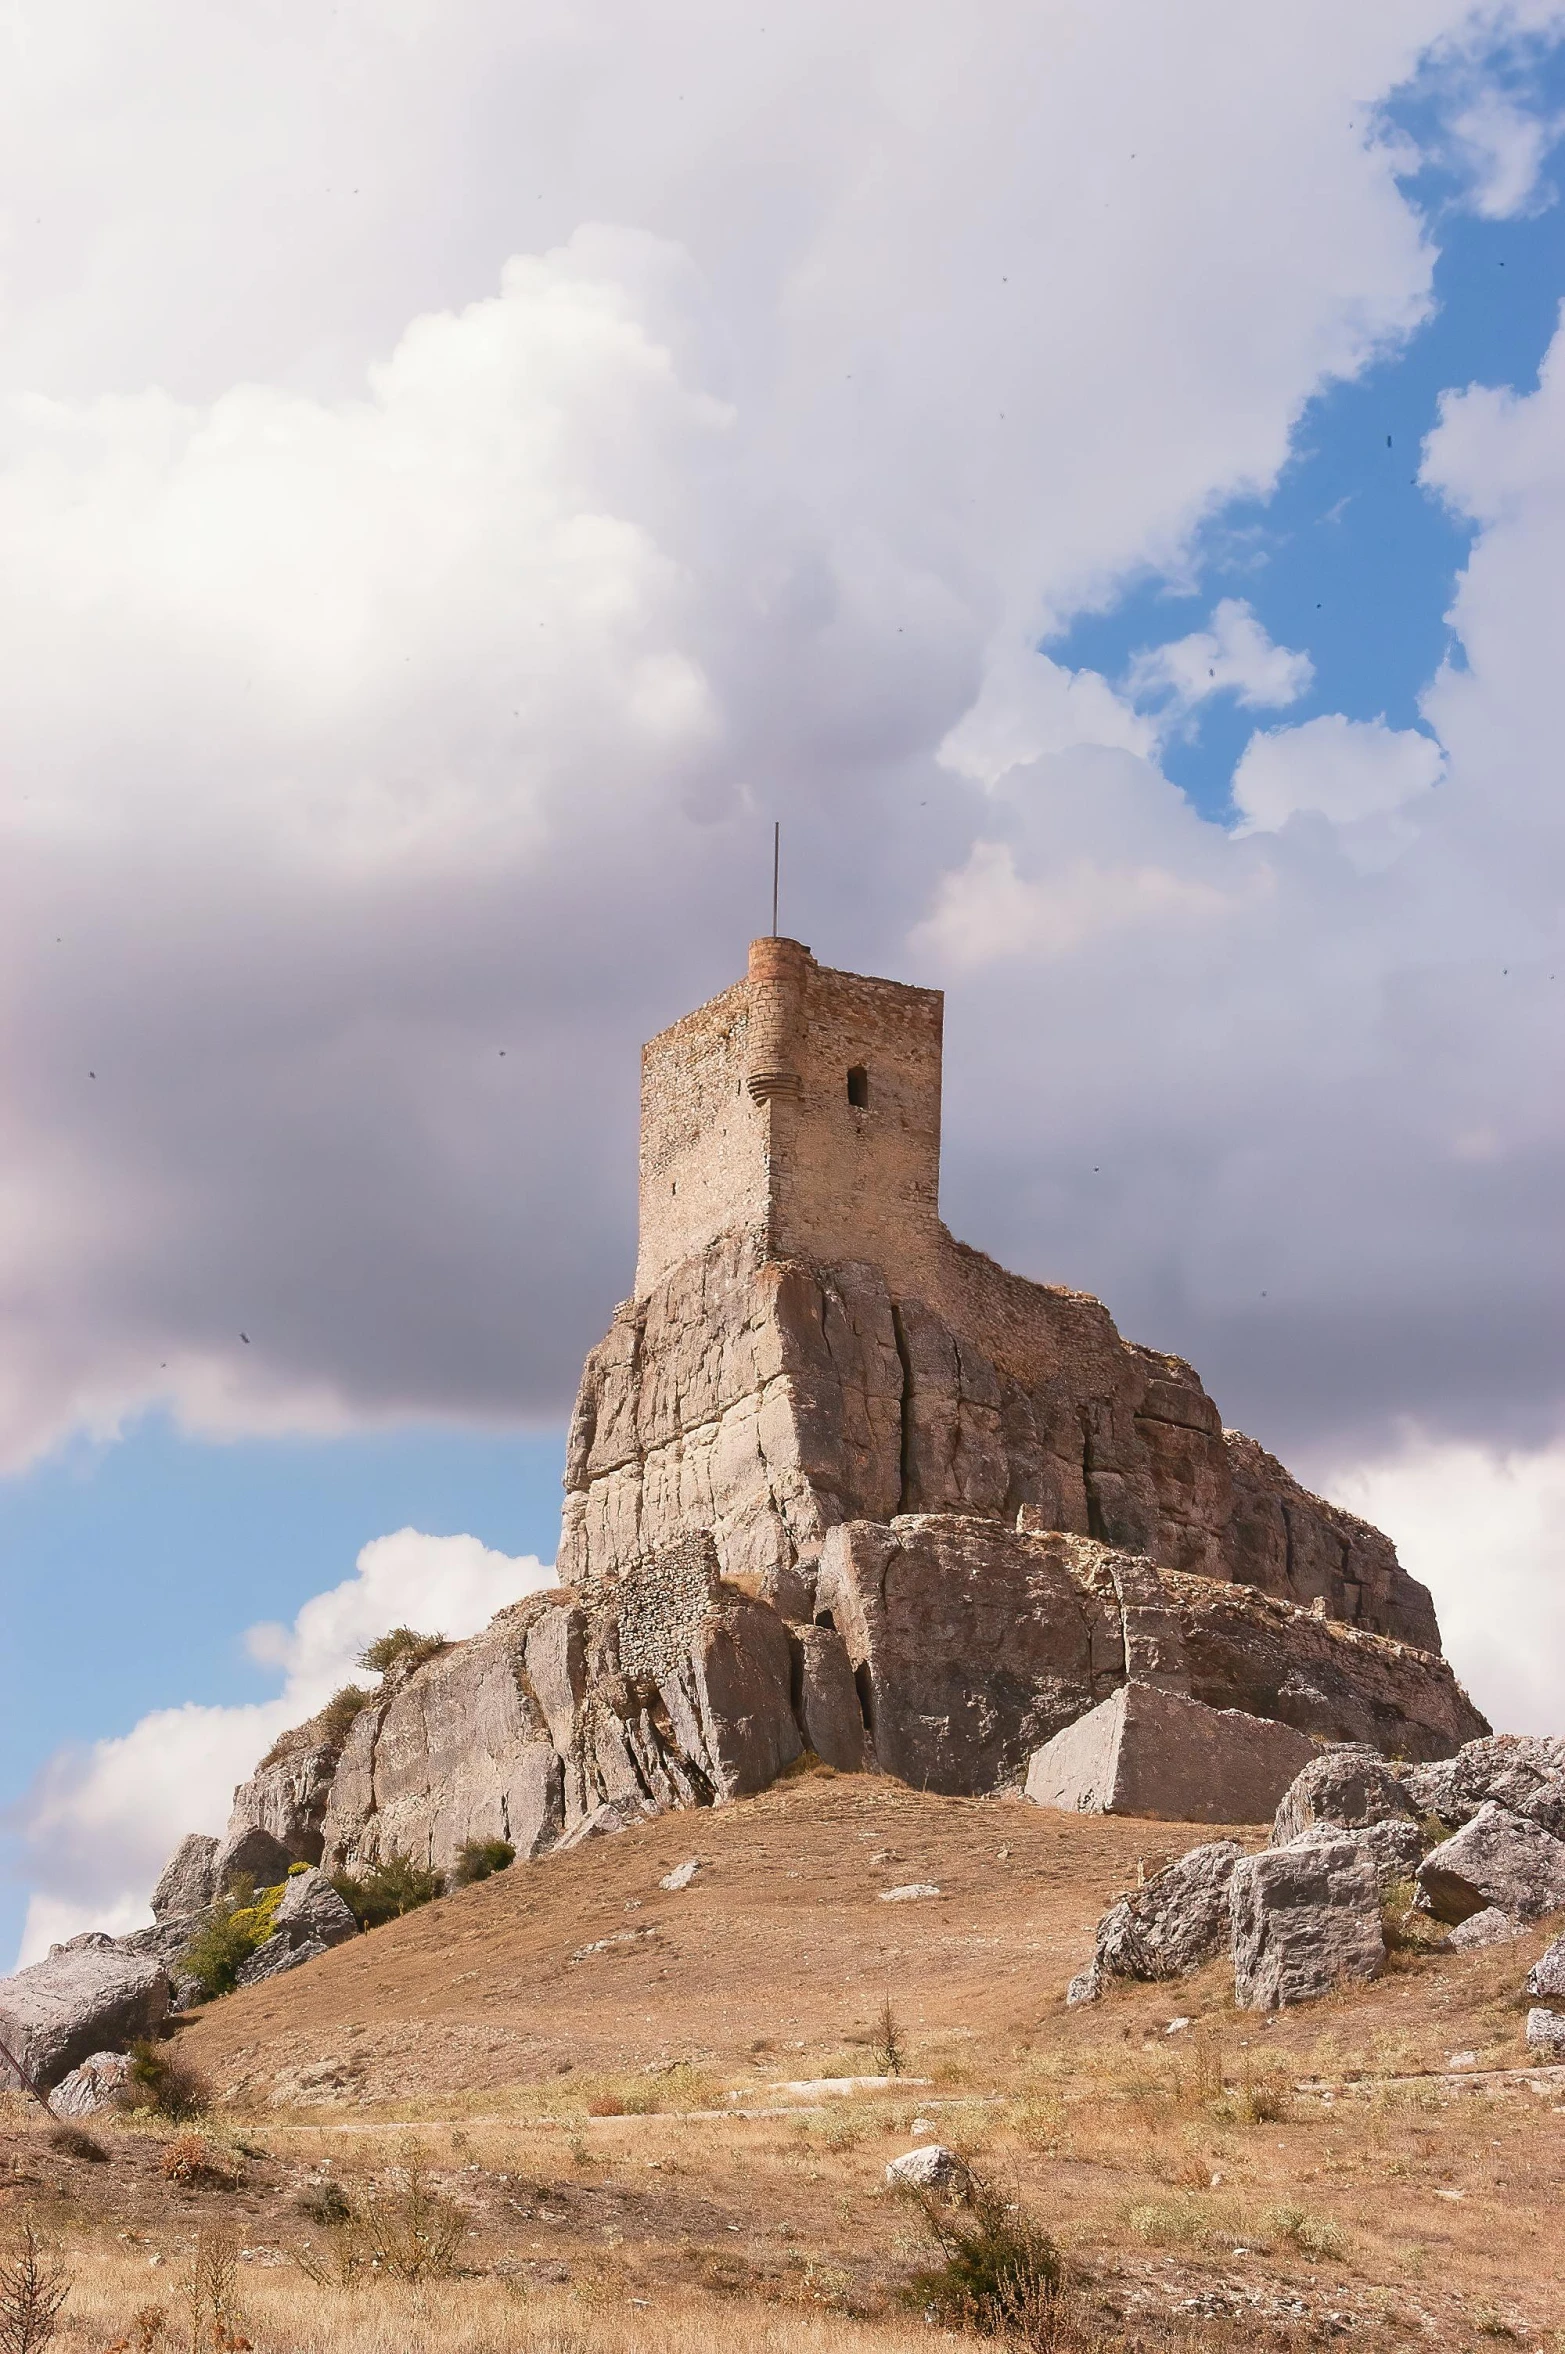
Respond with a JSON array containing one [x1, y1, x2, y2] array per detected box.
[[1403, 1737, 1565, 1838], [1026, 1685, 1314, 1823], [227, 1694, 370, 1865], [1414, 1803, 1565, 1926], [1527, 1933, 1565, 1997], [1281, 1816, 1425, 1896], [815, 1518, 1480, 1791], [1229, 1840, 1386, 2010], [813, 1517, 1119, 1793], [559, 1229, 1444, 1652], [1272, 1747, 1417, 1846], [1069, 1839, 1245, 2002], [0, 1945, 171, 2093]]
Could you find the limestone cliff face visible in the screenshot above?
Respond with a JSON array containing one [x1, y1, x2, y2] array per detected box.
[[558, 1228, 1440, 1653]]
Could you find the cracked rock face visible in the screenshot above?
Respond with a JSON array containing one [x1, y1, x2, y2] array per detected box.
[[558, 1229, 1444, 1652], [1088, 1839, 1247, 1990], [1403, 1736, 1565, 1839]]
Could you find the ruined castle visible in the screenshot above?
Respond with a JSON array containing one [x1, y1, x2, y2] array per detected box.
[[158, 940, 1487, 1910]]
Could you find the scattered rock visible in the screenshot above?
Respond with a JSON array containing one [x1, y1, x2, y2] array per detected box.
[[1229, 1839, 1385, 2011], [886, 2144, 970, 2197], [1525, 1933, 1565, 1999], [0, 1947, 171, 2093], [150, 1834, 220, 1923], [555, 1799, 653, 1850], [50, 2051, 132, 2116], [1079, 1840, 1244, 1999], [1524, 2007, 1565, 2055], [1026, 1684, 1315, 1823], [1271, 1747, 1416, 1846], [1414, 1802, 1565, 1926], [1403, 1736, 1565, 1838], [1448, 1907, 1527, 1951], [879, 1883, 941, 1902], [659, 1860, 700, 1892]]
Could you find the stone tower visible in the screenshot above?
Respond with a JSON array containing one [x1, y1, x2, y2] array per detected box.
[[560, 937, 1447, 1663], [635, 936, 943, 1300]]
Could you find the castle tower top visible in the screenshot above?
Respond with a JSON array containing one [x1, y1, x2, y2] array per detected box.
[[634, 939, 944, 1298]]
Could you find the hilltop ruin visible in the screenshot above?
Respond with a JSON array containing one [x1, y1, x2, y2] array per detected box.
[[155, 939, 1486, 1908]]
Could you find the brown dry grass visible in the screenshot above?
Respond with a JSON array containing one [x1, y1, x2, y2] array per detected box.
[[6, 1769, 1563, 2351]]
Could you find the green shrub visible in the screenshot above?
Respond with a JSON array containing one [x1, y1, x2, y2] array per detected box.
[[330, 1852, 441, 1929], [357, 1627, 446, 1676], [180, 1881, 285, 1999], [451, 1837, 515, 1886], [904, 2170, 1063, 2335], [123, 2040, 212, 2121]]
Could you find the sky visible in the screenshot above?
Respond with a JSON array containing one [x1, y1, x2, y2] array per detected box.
[[3, 0, 1565, 1968]]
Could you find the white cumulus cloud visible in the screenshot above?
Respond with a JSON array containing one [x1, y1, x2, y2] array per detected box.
[[8, 1532, 554, 1966], [1126, 598, 1314, 723], [1231, 710, 1446, 833]]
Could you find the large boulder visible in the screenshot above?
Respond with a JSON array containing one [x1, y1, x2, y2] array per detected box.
[[685, 1595, 803, 1800], [1229, 1839, 1385, 2010], [813, 1516, 1121, 1794], [50, 2051, 132, 2117], [150, 1833, 220, 1922], [0, 1947, 171, 2092], [1403, 1736, 1565, 1838], [1272, 1747, 1416, 1846], [1414, 1803, 1565, 1927], [1070, 1839, 1244, 2002], [212, 1825, 296, 1896], [1026, 1684, 1314, 1823], [1525, 2008, 1565, 2054]]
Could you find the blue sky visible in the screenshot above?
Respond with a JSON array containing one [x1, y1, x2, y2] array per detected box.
[[4, 6, 1565, 1966], [1056, 63, 1565, 820]]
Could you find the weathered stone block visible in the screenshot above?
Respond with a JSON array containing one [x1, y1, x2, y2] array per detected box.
[[1025, 1684, 1315, 1824], [791, 1623, 867, 1772], [1229, 1840, 1385, 2010], [1080, 1839, 1245, 1994]]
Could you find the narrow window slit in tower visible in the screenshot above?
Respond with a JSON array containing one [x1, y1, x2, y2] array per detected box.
[[847, 1065, 869, 1108]]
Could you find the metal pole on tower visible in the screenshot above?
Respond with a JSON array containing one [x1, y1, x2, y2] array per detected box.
[[771, 821, 780, 936]]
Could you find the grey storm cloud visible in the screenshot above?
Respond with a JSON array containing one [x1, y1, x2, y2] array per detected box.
[[0, 0, 1561, 1480]]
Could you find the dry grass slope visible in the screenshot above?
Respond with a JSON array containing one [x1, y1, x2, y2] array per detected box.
[[6, 1769, 1562, 2352]]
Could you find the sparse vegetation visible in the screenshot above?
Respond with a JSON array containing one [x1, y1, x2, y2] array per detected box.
[[451, 1835, 515, 1885], [871, 1989, 906, 2077], [357, 1627, 446, 1676], [330, 1850, 442, 1928], [258, 1682, 372, 1769], [121, 2041, 212, 2122], [45, 2123, 107, 2164], [295, 2145, 467, 2287], [904, 2169, 1063, 2337], [180, 1881, 286, 1999], [0, 2214, 70, 2353], [160, 2134, 241, 2190], [179, 2225, 248, 2352]]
